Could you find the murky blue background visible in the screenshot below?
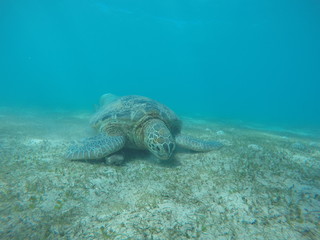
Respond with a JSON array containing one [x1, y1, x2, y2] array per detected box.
[[1, 0, 319, 127]]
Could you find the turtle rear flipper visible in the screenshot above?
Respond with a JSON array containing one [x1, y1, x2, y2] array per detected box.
[[65, 134, 125, 160], [175, 134, 223, 152]]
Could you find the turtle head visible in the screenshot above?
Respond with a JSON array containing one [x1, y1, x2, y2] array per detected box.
[[143, 119, 175, 160]]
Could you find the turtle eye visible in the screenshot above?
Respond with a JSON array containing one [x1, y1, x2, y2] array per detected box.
[[163, 144, 169, 153], [169, 143, 175, 152]]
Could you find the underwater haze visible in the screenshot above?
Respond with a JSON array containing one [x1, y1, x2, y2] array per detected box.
[[1, 0, 320, 126], [2, 1, 320, 239]]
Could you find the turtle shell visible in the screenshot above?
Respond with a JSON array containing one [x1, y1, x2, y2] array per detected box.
[[90, 95, 181, 146]]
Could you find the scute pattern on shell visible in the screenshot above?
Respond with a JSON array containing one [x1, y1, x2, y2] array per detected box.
[[90, 95, 181, 135]]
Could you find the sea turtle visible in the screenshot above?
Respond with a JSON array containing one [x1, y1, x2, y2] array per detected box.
[[65, 94, 223, 162]]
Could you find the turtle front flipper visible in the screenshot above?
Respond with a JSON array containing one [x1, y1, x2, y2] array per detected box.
[[65, 133, 125, 160], [175, 134, 223, 152]]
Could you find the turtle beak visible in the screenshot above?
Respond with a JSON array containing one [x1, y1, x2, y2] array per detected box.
[[154, 140, 176, 160], [161, 142, 175, 159]]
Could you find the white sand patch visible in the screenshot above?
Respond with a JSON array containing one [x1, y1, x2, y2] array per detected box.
[[248, 144, 263, 151], [24, 138, 45, 146]]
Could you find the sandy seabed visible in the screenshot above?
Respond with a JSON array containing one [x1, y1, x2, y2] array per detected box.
[[0, 108, 319, 240]]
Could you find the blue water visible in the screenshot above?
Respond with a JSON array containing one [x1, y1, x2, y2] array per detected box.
[[1, 0, 320, 128]]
